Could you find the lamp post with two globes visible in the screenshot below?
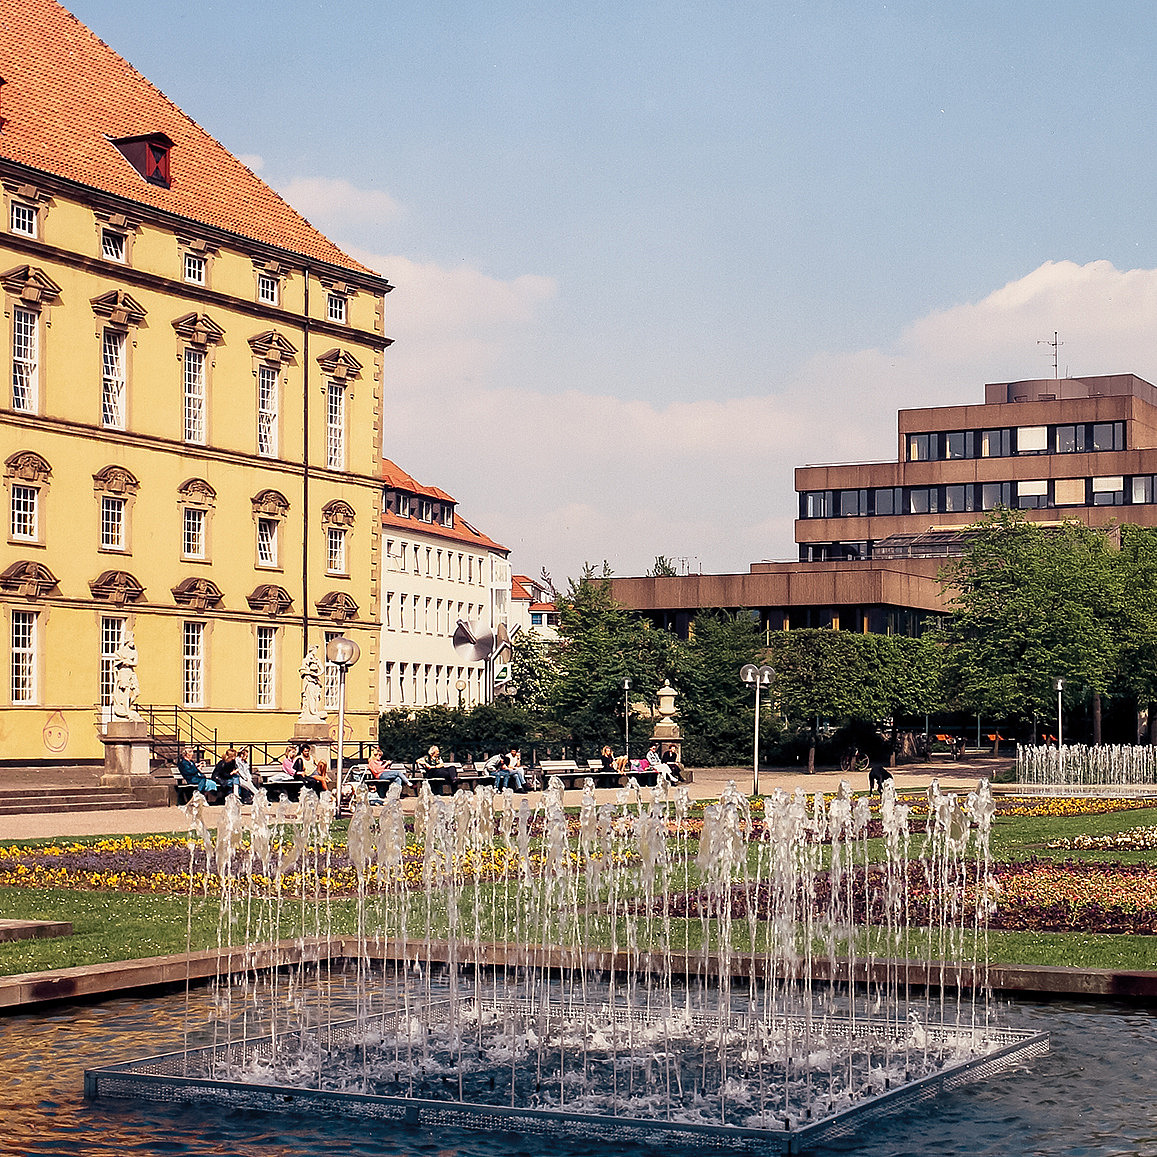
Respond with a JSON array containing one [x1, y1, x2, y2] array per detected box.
[[740, 663, 775, 796]]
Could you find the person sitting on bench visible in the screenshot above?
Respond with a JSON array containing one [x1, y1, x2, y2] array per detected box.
[[369, 745, 412, 789], [868, 762, 893, 794], [418, 745, 457, 792], [177, 746, 218, 800], [292, 743, 328, 794]]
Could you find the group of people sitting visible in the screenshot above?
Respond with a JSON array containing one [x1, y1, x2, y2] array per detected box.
[[411, 744, 528, 793], [176, 745, 259, 803], [178, 738, 686, 805], [597, 742, 684, 784]]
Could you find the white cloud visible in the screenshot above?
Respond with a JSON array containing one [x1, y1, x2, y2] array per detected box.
[[278, 177, 403, 228], [236, 153, 265, 173], [338, 256, 1157, 584]]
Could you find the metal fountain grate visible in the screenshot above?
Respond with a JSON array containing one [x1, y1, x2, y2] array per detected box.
[[85, 998, 1048, 1155]]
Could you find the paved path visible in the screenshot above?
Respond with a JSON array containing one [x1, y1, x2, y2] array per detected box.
[[0, 758, 1007, 841]]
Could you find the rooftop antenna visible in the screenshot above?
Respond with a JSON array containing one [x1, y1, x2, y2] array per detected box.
[[1038, 331, 1062, 379]]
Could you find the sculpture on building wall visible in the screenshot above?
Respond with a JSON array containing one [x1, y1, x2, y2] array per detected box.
[[110, 631, 142, 722], [298, 645, 326, 723]]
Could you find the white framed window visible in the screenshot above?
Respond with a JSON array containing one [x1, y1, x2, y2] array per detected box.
[[12, 305, 38, 412], [324, 630, 341, 710], [256, 364, 279, 457], [256, 625, 276, 708], [398, 542, 407, 570], [257, 517, 278, 567], [10, 202, 36, 237], [396, 493, 410, 518], [424, 596, 432, 634], [327, 293, 346, 324], [257, 273, 278, 305], [184, 253, 206, 284], [326, 381, 345, 469], [183, 506, 206, 559], [101, 230, 126, 262], [420, 499, 433, 522], [385, 591, 394, 630], [327, 526, 347, 574], [425, 547, 432, 576], [100, 495, 126, 550], [101, 328, 126, 429], [10, 484, 38, 542], [99, 615, 125, 708], [183, 348, 205, 443], [11, 610, 38, 703], [383, 661, 393, 705], [398, 662, 407, 704], [399, 593, 408, 632], [183, 621, 204, 707]]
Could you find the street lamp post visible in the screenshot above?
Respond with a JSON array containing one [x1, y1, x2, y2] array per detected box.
[[326, 636, 361, 814], [1053, 676, 1065, 751], [740, 663, 775, 796], [455, 679, 466, 708], [622, 677, 632, 761]]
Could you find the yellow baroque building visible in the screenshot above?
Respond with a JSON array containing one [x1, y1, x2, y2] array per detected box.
[[0, 0, 391, 763]]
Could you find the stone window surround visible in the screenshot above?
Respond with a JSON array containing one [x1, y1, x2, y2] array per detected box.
[[4, 450, 51, 549], [93, 465, 140, 555], [3, 264, 62, 417], [177, 477, 216, 564], [251, 488, 290, 572]]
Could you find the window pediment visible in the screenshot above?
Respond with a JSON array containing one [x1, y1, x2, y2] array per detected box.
[[247, 584, 293, 616], [171, 576, 223, 610], [316, 347, 362, 380], [315, 590, 359, 623], [321, 499, 355, 527], [251, 489, 290, 517], [0, 560, 59, 598], [177, 478, 216, 507], [248, 330, 297, 363], [89, 569, 146, 605], [92, 465, 140, 495], [91, 290, 147, 327], [1, 265, 61, 304], [172, 312, 224, 346], [5, 450, 51, 483]]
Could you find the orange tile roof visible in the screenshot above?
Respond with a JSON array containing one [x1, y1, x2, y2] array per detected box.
[[380, 458, 507, 554], [511, 577, 534, 601], [0, 0, 378, 278]]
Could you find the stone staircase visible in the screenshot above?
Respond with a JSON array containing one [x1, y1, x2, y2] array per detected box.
[[0, 783, 153, 817]]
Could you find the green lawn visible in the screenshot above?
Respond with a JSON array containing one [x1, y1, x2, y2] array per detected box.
[[0, 802, 1155, 978]]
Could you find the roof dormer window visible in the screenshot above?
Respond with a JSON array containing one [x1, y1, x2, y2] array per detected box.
[[110, 132, 173, 188]]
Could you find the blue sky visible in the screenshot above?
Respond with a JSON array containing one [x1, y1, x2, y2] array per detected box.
[[66, 0, 1157, 582]]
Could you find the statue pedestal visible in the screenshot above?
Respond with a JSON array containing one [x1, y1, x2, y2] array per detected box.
[[101, 720, 152, 782], [100, 720, 170, 804], [291, 721, 331, 769]]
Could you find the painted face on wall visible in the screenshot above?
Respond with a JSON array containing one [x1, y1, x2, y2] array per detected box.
[[42, 710, 69, 753]]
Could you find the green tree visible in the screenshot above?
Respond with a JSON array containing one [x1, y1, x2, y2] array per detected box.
[[549, 563, 670, 753], [507, 628, 558, 712], [672, 610, 768, 766], [766, 629, 876, 772], [647, 555, 679, 577], [939, 510, 1122, 739]]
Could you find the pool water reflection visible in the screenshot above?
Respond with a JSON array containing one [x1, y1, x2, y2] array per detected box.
[[1, 988, 1154, 1157]]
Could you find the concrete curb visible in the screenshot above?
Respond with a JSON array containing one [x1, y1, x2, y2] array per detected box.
[[2, 938, 1154, 1011]]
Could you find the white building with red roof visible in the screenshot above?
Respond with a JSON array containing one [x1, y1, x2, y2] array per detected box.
[[509, 573, 559, 640], [380, 459, 510, 708]]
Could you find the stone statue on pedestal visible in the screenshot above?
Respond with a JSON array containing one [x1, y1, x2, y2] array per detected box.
[[298, 645, 326, 723], [110, 631, 142, 722]]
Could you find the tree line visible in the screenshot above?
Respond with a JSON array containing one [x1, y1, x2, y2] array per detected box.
[[378, 515, 1157, 767]]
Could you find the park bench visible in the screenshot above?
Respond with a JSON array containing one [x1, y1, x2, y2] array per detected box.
[[538, 759, 590, 790], [584, 758, 626, 788]]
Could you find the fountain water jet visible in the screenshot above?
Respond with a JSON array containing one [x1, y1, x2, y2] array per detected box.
[[86, 777, 1047, 1152]]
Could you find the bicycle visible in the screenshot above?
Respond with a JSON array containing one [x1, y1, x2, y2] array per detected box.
[[839, 747, 870, 774]]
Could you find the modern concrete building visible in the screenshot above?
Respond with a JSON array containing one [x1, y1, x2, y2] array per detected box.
[[1, 0, 391, 760], [380, 459, 510, 709], [614, 373, 1157, 636]]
